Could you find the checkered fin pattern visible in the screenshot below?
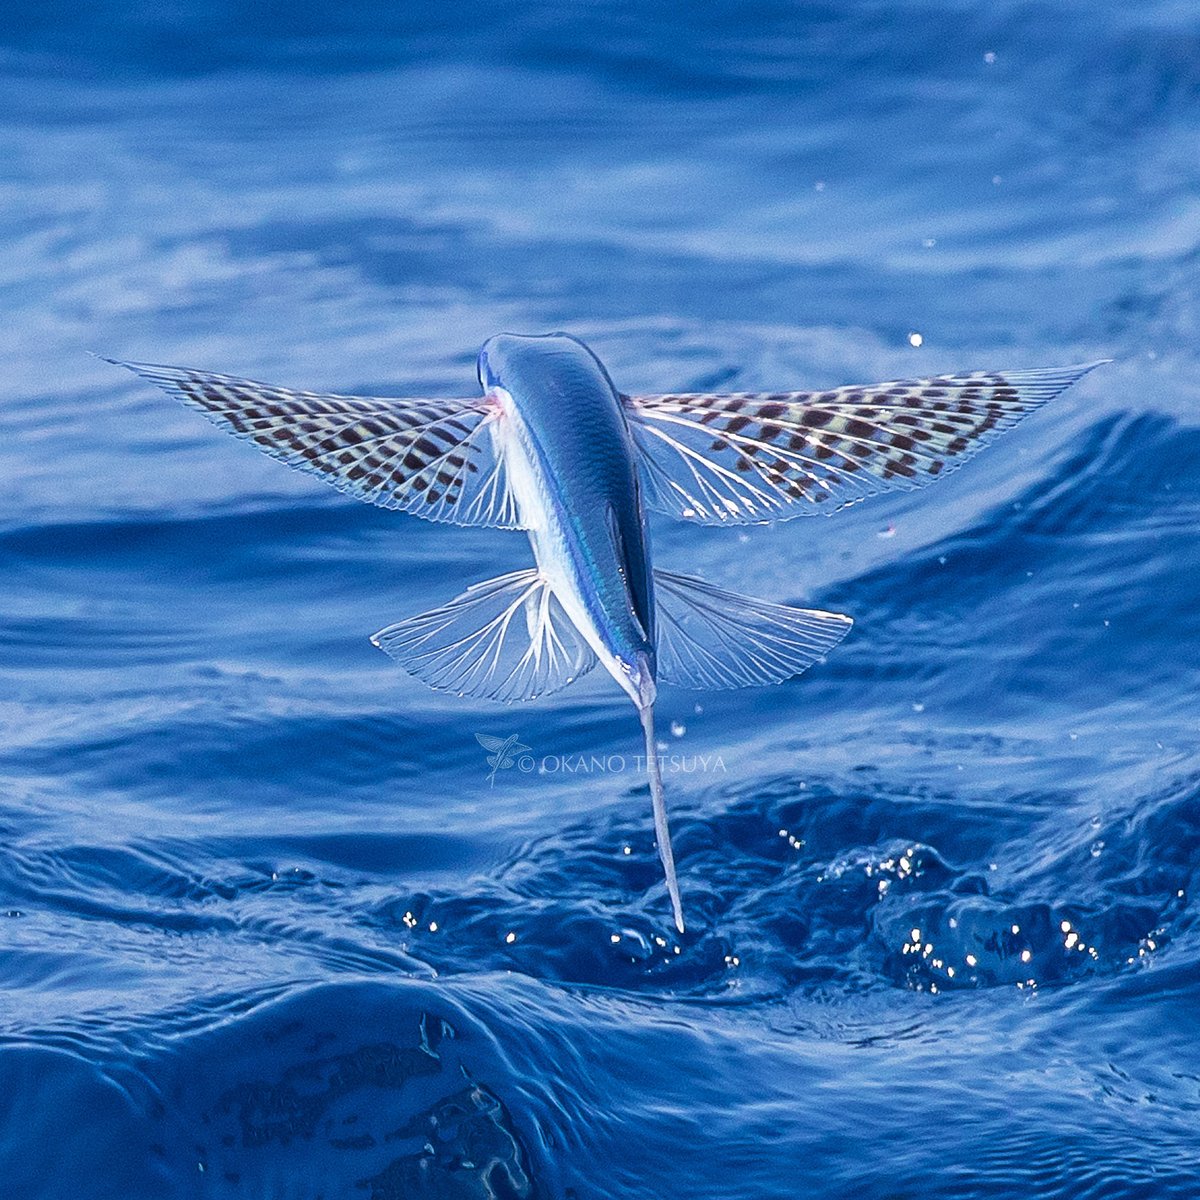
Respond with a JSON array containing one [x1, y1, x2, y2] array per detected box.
[[624, 362, 1107, 524], [107, 359, 522, 529]]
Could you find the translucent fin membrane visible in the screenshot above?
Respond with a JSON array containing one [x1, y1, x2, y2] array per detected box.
[[626, 361, 1109, 524], [372, 570, 598, 702], [654, 569, 853, 690], [106, 358, 522, 529]]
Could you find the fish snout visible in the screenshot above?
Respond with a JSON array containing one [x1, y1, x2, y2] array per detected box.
[[477, 339, 499, 390]]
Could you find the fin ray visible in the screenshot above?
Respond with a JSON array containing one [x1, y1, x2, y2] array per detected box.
[[105, 358, 523, 529], [372, 570, 599, 702], [625, 361, 1108, 524], [654, 570, 852, 690]]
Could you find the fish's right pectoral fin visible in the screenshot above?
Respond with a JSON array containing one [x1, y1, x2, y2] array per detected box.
[[624, 361, 1108, 524], [371, 570, 599, 702], [654, 569, 853, 690]]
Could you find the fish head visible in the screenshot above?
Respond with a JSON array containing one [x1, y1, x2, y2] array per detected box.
[[478, 332, 574, 389], [478, 332, 538, 391], [477, 332, 617, 401]]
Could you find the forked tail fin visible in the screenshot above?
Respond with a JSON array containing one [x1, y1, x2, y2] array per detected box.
[[640, 703, 685, 933], [639, 571, 853, 931]]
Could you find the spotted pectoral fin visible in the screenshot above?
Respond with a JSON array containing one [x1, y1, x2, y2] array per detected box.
[[371, 570, 598, 702], [104, 358, 523, 529], [624, 362, 1108, 524], [653, 569, 852, 690]]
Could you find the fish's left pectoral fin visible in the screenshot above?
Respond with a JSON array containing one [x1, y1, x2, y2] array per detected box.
[[371, 570, 598, 702], [624, 361, 1108, 524], [654, 569, 852, 690], [103, 358, 524, 529]]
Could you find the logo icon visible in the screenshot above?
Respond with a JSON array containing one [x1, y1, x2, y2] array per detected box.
[[475, 732, 531, 785]]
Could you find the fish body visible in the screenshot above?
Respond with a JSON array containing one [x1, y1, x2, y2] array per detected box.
[[105, 339, 1107, 934], [480, 333, 656, 709]]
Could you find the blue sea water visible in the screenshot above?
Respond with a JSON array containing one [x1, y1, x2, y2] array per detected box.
[[2, 2, 1200, 1195]]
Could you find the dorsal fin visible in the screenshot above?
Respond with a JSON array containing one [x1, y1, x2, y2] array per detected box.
[[606, 502, 654, 644]]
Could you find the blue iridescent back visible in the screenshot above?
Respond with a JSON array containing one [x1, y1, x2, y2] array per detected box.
[[478, 332, 655, 670]]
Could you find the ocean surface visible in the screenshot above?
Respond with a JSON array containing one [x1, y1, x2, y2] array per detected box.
[[2, 3, 1199, 1196]]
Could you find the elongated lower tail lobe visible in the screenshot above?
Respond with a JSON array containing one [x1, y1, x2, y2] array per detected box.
[[639, 704, 685, 933]]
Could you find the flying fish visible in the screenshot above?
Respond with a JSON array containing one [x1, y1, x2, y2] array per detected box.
[[107, 336, 1104, 932]]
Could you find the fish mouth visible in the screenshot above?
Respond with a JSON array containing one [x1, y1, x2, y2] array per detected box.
[[476, 341, 498, 390]]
